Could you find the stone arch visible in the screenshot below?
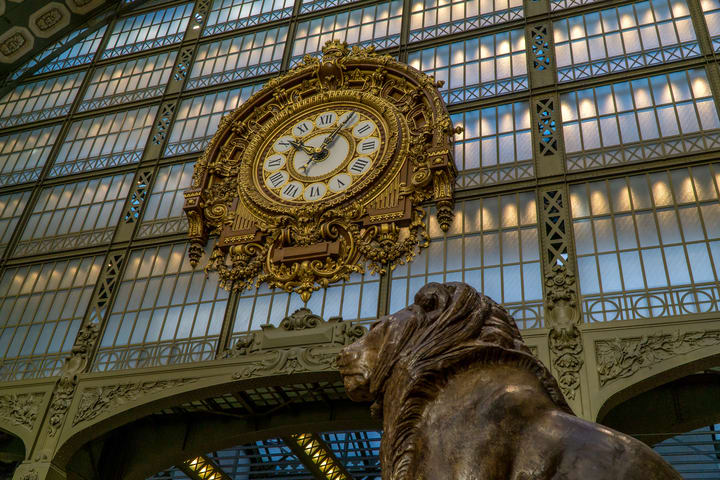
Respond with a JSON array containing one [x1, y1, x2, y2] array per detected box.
[[55, 370, 376, 479], [594, 348, 720, 424]]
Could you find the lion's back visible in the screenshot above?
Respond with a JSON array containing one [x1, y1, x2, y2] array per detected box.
[[514, 410, 682, 480]]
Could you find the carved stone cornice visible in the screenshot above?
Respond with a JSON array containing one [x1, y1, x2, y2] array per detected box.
[[72, 378, 198, 427], [222, 309, 366, 379], [0, 393, 44, 432], [596, 330, 720, 386], [223, 308, 365, 358]]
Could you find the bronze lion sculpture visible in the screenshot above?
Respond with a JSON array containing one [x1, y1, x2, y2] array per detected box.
[[338, 282, 681, 480]]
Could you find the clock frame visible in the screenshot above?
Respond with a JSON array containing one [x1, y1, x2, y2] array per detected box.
[[184, 41, 459, 302]]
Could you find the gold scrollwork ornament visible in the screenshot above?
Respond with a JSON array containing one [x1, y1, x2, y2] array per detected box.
[[184, 40, 458, 302]]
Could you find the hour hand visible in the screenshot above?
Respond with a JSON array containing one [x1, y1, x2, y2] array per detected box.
[[289, 139, 315, 155]]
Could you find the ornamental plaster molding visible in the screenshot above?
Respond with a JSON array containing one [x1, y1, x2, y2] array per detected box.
[[72, 378, 198, 427], [28, 3, 71, 38], [596, 329, 720, 386], [0, 393, 44, 432], [65, 0, 105, 14], [0, 26, 34, 63], [232, 346, 341, 379], [545, 264, 584, 401]]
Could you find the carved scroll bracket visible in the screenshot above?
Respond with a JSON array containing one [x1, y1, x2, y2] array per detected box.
[[539, 188, 585, 404]]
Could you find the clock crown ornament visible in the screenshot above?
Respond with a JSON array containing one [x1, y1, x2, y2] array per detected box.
[[184, 40, 460, 302]]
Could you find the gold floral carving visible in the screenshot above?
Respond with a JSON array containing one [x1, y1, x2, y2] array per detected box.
[[596, 330, 720, 386], [185, 41, 458, 302], [72, 378, 197, 426]]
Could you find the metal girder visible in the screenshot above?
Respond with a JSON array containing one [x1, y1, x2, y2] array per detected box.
[[179, 455, 232, 480], [283, 433, 355, 480]]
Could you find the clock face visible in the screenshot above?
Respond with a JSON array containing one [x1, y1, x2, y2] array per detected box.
[[254, 105, 387, 205]]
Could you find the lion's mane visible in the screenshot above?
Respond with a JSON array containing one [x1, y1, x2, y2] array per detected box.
[[370, 282, 571, 480]]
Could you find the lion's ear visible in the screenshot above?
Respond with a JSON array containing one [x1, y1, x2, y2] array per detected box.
[[414, 282, 453, 316]]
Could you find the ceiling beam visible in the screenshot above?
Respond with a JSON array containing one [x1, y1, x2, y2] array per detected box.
[[178, 455, 232, 480], [283, 433, 354, 480]]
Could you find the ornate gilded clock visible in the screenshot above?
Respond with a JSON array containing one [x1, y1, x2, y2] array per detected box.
[[184, 41, 458, 301]]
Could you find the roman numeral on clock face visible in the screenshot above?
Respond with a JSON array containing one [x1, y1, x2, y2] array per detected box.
[[293, 120, 314, 137], [264, 154, 285, 171], [282, 183, 300, 197], [280, 181, 303, 199], [356, 138, 379, 154], [266, 170, 288, 189], [303, 182, 327, 201], [316, 112, 337, 127], [348, 157, 371, 175]]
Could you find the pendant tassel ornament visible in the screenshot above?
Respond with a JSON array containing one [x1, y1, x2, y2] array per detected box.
[[184, 41, 458, 302]]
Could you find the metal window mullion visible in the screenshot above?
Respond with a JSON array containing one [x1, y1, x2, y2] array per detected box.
[[666, 168, 702, 308], [644, 173, 675, 300], [695, 164, 720, 286], [158, 244, 187, 348], [12, 263, 46, 359], [584, 183, 607, 320]]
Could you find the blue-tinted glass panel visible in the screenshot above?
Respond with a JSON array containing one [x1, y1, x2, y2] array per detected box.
[[101, 3, 193, 59], [653, 426, 720, 479], [50, 106, 158, 177], [408, 31, 527, 105], [571, 164, 720, 322], [232, 272, 380, 339], [409, 0, 523, 43], [94, 242, 228, 372], [11, 27, 107, 79], [0, 191, 32, 256], [15, 173, 134, 257], [390, 195, 544, 329], [203, 0, 294, 36], [0, 124, 63, 186], [187, 27, 287, 90], [0, 72, 85, 128], [79, 51, 176, 111], [554, 1, 698, 83], [702, 0, 720, 51], [451, 101, 533, 189], [562, 69, 720, 172], [292, 1, 403, 65], [165, 83, 262, 156], [138, 162, 193, 238], [0, 256, 103, 381]]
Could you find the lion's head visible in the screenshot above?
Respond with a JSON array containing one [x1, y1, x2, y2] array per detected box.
[[338, 282, 570, 413]]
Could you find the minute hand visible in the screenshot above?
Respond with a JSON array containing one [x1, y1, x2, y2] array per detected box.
[[318, 113, 355, 153]]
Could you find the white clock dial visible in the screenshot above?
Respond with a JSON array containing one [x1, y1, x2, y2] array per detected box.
[[352, 120, 376, 138], [338, 111, 360, 129], [348, 156, 372, 175], [316, 111, 337, 128], [292, 120, 314, 137], [265, 170, 289, 189], [273, 136, 295, 152], [329, 173, 352, 193], [356, 137, 380, 155], [264, 154, 286, 172], [293, 134, 351, 177], [303, 182, 328, 201], [280, 181, 303, 200]]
